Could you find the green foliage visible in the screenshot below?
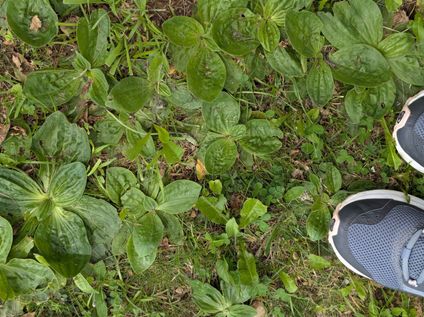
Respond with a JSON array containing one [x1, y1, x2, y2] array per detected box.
[[3, 0, 424, 315], [6, 0, 58, 47], [77, 9, 110, 67]]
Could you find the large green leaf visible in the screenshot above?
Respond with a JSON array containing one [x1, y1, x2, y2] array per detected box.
[[265, 46, 304, 78], [157, 211, 184, 244], [163, 16, 204, 47], [329, 44, 392, 87], [6, 0, 58, 47], [237, 250, 259, 285], [239, 119, 282, 155], [69, 195, 121, 261], [156, 180, 202, 214], [23, 70, 85, 109], [49, 162, 87, 207], [344, 89, 363, 124], [239, 198, 267, 228], [262, 0, 296, 26], [286, 10, 324, 57], [121, 187, 157, 216], [257, 20, 280, 52], [0, 258, 55, 301], [191, 280, 229, 314], [378, 33, 415, 59], [34, 208, 91, 277], [87, 68, 109, 106], [107, 77, 152, 112], [228, 305, 257, 317], [196, 196, 229, 225], [105, 167, 138, 205], [318, 10, 362, 49], [306, 60, 334, 106], [187, 48, 226, 102], [212, 8, 260, 56], [205, 138, 238, 174], [306, 204, 331, 241], [32, 111, 91, 163], [388, 56, 424, 86], [318, 0, 383, 48], [197, 0, 247, 25], [0, 167, 44, 216], [0, 217, 12, 264], [346, 0, 383, 46], [202, 92, 240, 134], [127, 212, 164, 273], [77, 9, 110, 67]]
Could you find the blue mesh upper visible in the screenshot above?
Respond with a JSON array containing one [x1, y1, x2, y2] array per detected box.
[[348, 206, 424, 289], [409, 235, 424, 280], [414, 114, 424, 142]]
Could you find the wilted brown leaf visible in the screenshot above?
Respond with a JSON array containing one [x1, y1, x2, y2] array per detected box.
[[30, 15, 42, 32]]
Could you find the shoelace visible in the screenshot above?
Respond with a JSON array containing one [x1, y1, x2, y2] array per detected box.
[[401, 229, 424, 287]]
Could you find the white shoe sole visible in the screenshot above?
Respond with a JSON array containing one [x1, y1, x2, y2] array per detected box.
[[328, 190, 424, 278], [393, 90, 424, 174]]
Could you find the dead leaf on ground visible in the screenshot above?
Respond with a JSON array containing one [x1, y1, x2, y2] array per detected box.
[[0, 107, 10, 145], [253, 301, 267, 317], [12, 54, 21, 70], [30, 15, 42, 32]]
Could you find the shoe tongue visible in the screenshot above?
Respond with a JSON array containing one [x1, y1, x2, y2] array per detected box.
[[408, 235, 424, 280]]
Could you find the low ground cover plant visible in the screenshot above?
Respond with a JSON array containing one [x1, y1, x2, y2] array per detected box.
[[0, 0, 424, 316]]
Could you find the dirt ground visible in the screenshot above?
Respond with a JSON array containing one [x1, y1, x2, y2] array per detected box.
[[147, 0, 196, 24]]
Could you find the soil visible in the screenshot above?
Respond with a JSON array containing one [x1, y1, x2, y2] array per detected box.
[[147, 0, 197, 24]]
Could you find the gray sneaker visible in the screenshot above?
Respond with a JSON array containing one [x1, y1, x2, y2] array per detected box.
[[393, 90, 424, 173], [329, 190, 424, 297]]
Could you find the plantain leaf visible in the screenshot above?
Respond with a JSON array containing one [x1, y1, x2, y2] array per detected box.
[[187, 48, 226, 102], [388, 56, 424, 86], [191, 280, 228, 314], [228, 305, 257, 317], [205, 138, 238, 174], [319, 0, 383, 48], [378, 33, 415, 59], [127, 212, 164, 273], [212, 8, 260, 56], [23, 70, 84, 109], [0, 258, 55, 301], [35, 208, 91, 277], [105, 167, 138, 205], [329, 44, 392, 87], [6, 0, 58, 47], [156, 180, 202, 214], [239, 198, 267, 228], [237, 249, 259, 285], [197, 0, 247, 25], [286, 10, 324, 57], [306, 204, 331, 241], [163, 16, 204, 47], [306, 60, 334, 106], [202, 92, 240, 134], [49, 162, 87, 207], [107, 77, 152, 112], [239, 119, 282, 155], [157, 211, 184, 244], [344, 89, 364, 124], [87, 68, 109, 106], [69, 196, 121, 261], [0, 167, 44, 217], [265, 46, 304, 78], [32, 111, 91, 164], [196, 196, 229, 225], [257, 19, 280, 52], [0, 217, 12, 264], [77, 9, 110, 67]]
